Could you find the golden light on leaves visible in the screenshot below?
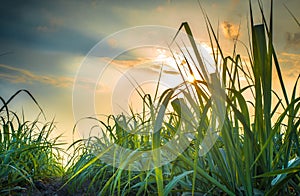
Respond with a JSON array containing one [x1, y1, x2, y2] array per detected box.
[[187, 73, 196, 83]]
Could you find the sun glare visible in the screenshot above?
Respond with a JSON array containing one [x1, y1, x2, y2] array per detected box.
[[155, 49, 178, 68], [155, 48, 185, 71], [155, 48, 199, 83], [187, 74, 196, 83]]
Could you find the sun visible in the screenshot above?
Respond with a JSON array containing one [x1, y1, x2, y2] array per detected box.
[[187, 73, 196, 83], [155, 48, 197, 83]]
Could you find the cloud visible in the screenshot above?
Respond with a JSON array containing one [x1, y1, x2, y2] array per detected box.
[[279, 52, 300, 65], [101, 57, 153, 68], [155, 6, 164, 12], [286, 32, 300, 49], [49, 17, 63, 27], [230, 0, 240, 8], [278, 52, 300, 78], [36, 25, 54, 33], [222, 21, 240, 40], [162, 69, 180, 75], [36, 16, 63, 33], [0, 64, 74, 88], [100, 57, 180, 76], [0, 63, 111, 93], [74, 77, 110, 93], [107, 38, 118, 48]]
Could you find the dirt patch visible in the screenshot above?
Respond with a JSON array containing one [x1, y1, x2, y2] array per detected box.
[[10, 178, 94, 196]]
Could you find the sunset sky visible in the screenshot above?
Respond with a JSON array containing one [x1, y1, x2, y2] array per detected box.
[[0, 0, 299, 143]]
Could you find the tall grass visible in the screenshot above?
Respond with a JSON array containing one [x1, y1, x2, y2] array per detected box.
[[64, 1, 299, 195], [175, 1, 300, 194], [0, 90, 64, 195], [1, 1, 299, 195]]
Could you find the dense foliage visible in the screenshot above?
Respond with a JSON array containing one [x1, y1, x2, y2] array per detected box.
[[1, 1, 299, 195]]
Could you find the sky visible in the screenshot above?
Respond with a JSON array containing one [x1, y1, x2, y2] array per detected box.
[[0, 0, 299, 144]]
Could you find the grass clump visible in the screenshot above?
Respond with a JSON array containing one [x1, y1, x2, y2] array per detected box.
[[0, 90, 64, 195]]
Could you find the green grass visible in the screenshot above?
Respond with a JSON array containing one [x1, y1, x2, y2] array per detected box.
[[63, 1, 299, 195], [1, 1, 299, 195], [0, 90, 64, 195]]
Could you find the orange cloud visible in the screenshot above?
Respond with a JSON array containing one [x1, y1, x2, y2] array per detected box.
[[278, 52, 300, 78], [222, 21, 240, 40], [0, 64, 111, 92], [156, 6, 164, 12], [101, 57, 153, 68], [230, 0, 240, 8], [100, 57, 180, 75], [280, 52, 300, 60], [0, 64, 74, 88], [107, 38, 118, 48]]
